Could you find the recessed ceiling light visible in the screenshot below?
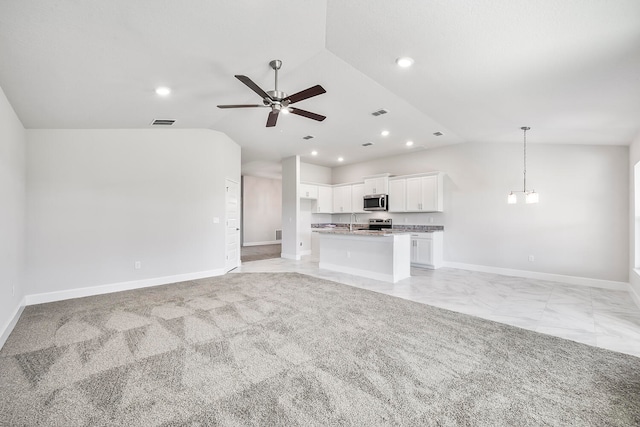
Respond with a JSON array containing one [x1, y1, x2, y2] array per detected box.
[[381, 130, 390, 137], [395, 57, 414, 68], [311, 150, 318, 156], [406, 140, 414, 147], [338, 157, 344, 162], [155, 87, 171, 96]]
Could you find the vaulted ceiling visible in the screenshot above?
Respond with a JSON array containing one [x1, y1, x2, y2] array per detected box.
[[1, 1, 639, 177]]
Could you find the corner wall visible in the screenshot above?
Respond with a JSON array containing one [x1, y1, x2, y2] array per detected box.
[[26, 129, 240, 300], [332, 142, 629, 283], [0, 87, 26, 346], [629, 132, 640, 303]]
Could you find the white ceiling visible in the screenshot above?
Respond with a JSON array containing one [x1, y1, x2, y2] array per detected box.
[[1, 0, 639, 177]]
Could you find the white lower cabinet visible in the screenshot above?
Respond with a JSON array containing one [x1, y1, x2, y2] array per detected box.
[[410, 232, 443, 269]]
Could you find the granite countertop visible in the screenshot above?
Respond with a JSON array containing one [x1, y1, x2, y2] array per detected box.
[[311, 223, 444, 234], [314, 228, 408, 237]]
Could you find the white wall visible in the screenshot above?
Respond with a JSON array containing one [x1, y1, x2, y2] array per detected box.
[[242, 175, 282, 245], [629, 132, 640, 301], [26, 129, 240, 297], [0, 87, 26, 344], [301, 162, 332, 184], [332, 142, 629, 283]]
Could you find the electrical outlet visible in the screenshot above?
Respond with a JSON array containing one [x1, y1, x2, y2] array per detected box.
[[429, 217, 434, 223], [528, 255, 535, 262], [347, 251, 351, 258], [135, 261, 141, 269]]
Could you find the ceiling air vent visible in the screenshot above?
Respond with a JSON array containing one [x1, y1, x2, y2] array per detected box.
[[433, 131, 444, 136], [302, 135, 314, 140], [362, 142, 374, 147], [151, 119, 175, 126], [371, 108, 389, 117]]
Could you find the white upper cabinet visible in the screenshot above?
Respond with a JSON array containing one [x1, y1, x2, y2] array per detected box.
[[388, 178, 406, 212], [316, 185, 333, 213], [363, 174, 390, 195], [302, 171, 442, 214], [405, 173, 443, 212], [351, 183, 365, 213], [332, 185, 352, 213], [300, 183, 318, 199]]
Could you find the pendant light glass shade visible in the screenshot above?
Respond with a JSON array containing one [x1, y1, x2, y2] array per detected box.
[[507, 126, 539, 204], [525, 191, 539, 204]]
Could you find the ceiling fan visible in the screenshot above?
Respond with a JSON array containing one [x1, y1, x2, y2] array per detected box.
[[217, 59, 326, 127]]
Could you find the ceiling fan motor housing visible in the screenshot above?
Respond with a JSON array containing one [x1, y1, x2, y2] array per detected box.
[[266, 90, 289, 106]]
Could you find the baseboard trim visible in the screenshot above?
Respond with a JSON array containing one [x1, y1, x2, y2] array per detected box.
[[243, 240, 281, 247], [281, 253, 301, 261], [25, 269, 227, 306], [319, 262, 397, 283], [442, 261, 628, 291], [0, 297, 26, 350]]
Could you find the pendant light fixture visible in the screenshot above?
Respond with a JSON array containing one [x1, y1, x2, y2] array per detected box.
[[507, 126, 539, 204]]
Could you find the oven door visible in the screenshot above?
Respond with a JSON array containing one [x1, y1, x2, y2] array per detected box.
[[363, 195, 387, 211]]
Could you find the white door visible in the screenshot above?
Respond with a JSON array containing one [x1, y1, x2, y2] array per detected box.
[[225, 179, 240, 272]]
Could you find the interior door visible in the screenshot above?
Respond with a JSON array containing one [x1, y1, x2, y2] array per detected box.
[[225, 179, 240, 272]]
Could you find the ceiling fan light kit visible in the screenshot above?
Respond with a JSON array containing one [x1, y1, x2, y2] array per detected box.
[[507, 126, 539, 204], [217, 59, 326, 128]]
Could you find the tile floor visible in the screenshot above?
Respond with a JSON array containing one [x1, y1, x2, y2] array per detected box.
[[233, 257, 640, 358]]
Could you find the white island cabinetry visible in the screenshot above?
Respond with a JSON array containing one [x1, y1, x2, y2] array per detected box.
[[317, 231, 411, 283]]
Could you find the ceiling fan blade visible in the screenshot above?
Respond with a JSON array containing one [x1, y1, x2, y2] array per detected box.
[[217, 104, 267, 109], [285, 85, 326, 104], [235, 75, 272, 100], [266, 110, 279, 127], [289, 107, 326, 122]]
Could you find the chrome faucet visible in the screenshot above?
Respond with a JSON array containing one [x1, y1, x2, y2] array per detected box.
[[349, 213, 357, 231]]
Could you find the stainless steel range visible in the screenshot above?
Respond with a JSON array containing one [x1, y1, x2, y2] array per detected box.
[[368, 218, 392, 231]]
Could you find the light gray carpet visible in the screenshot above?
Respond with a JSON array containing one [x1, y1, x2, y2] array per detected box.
[[1, 272, 639, 426]]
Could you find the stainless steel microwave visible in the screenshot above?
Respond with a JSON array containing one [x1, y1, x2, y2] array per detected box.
[[363, 194, 388, 211]]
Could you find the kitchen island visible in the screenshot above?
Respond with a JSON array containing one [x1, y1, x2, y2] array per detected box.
[[315, 229, 411, 283]]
